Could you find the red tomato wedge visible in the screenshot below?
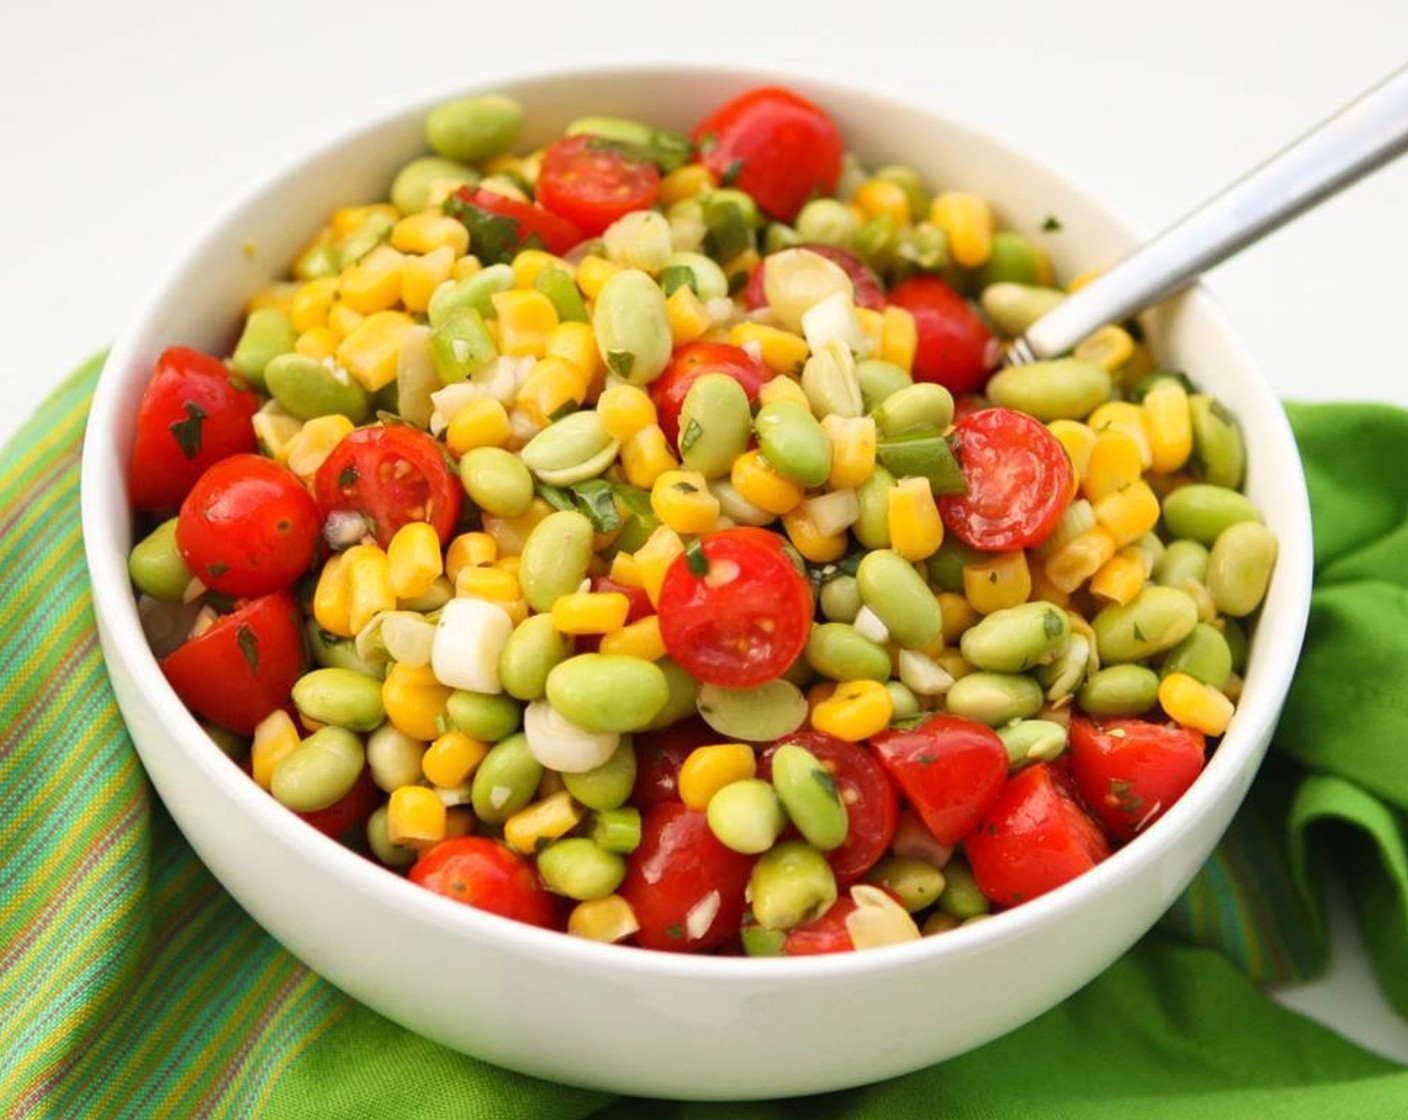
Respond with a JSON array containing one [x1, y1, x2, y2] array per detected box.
[[410, 837, 557, 928], [649, 341, 768, 449], [1067, 716, 1207, 843], [314, 425, 461, 548], [536, 135, 660, 236], [744, 244, 886, 313], [886, 275, 995, 396], [451, 186, 585, 258]]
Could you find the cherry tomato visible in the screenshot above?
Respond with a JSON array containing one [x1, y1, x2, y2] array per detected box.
[[410, 837, 556, 928], [649, 341, 768, 449], [965, 762, 1111, 908], [175, 454, 320, 597], [535, 135, 661, 237], [631, 718, 722, 809], [886, 275, 996, 395], [314, 425, 461, 548], [129, 346, 259, 511], [777, 897, 858, 956], [657, 528, 812, 688], [1067, 715, 1207, 843], [619, 802, 754, 952], [760, 732, 898, 884], [160, 591, 306, 736], [870, 715, 1008, 847], [744, 243, 886, 313], [938, 408, 1074, 552], [691, 86, 843, 222], [452, 186, 585, 258], [297, 766, 380, 843]]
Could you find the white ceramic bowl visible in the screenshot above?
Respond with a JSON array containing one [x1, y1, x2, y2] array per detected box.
[[81, 65, 1313, 1100]]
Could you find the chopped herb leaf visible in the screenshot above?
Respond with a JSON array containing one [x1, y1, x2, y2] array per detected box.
[[659, 265, 697, 298], [443, 193, 535, 266], [721, 158, 745, 187], [1041, 214, 1063, 232], [918, 753, 937, 766], [168, 402, 207, 461], [570, 479, 622, 533], [611, 483, 655, 518], [206, 562, 229, 579], [338, 465, 360, 489], [685, 537, 710, 578], [548, 400, 579, 422], [1043, 610, 1065, 640], [673, 480, 700, 494], [702, 196, 751, 264], [812, 768, 839, 799], [1132, 622, 1147, 642], [586, 130, 692, 173], [664, 922, 685, 940], [988, 571, 998, 584], [696, 131, 717, 156], [535, 484, 576, 513], [236, 624, 260, 675], [606, 350, 636, 380], [679, 418, 704, 453]]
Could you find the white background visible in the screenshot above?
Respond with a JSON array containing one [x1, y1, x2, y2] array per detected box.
[[3, 0, 1406, 1068]]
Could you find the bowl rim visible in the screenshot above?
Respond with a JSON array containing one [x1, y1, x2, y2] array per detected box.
[[81, 61, 1315, 985]]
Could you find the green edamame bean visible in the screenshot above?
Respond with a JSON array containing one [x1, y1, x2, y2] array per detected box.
[[870, 383, 954, 437], [643, 657, 701, 730], [603, 211, 673, 273], [499, 613, 574, 701], [518, 511, 595, 613], [936, 855, 989, 919], [446, 690, 522, 742], [128, 518, 193, 601], [305, 622, 386, 679], [471, 733, 543, 824], [390, 155, 476, 215], [230, 308, 296, 388], [697, 679, 807, 742], [1218, 617, 1250, 673], [985, 358, 1112, 422], [707, 779, 786, 854], [537, 838, 626, 901], [366, 805, 417, 869], [875, 164, 931, 225], [853, 466, 896, 550], [979, 283, 1065, 336], [805, 623, 891, 683], [458, 446, 534, 517], [707, 477, 773, 527], [819, 575, 862, 623], [1076, 664, 1160, 717], [754, 401, 832, 487], [1188, 394, 1246, 489], [428, 308, 498, 383], [997, 719, 1069, 766], [800, 340, 864, 418], [897, 221, 948, 272], [679, 374, 752, 479], [591, 806, 643, 854], [427, 264, 514, 328], [854, 358, 913, 411], [1154, 539, 1210, 588], [1161, 623, 1233, 690], [534, 265, 589, 323], [771, 743, 849, 851], [762, 223, 801, 255], [520, 411, 620, 487], [265, 353, 371, 422], [1032, 633, 1089, 702], [663, 251, 729, 301], [944, 672, 1044, 726], [927, 537, 984, 593], [1092, 586, 1199, 663], [201, 723, 247, 760], [853, 215, 898, 273], [885, 681, 921, 721], [292, 668, 385, 732], [1207, 522, 1278, 617], [271, 727, 364, 813], [425, 94, 524, 162], [1161, 484, 1262, 545], [546, 654, 669, 733], [593, 269, 672, 385], [866, 856, 946, 913], [366, 723, 425, 792], [977, 231, 1047, 289], [794, 198, 859, 248], [856, 549, 945, 651], [750, 841, 838, 931], [562, 739, 637, 811], [960, 602, 1070, 673]]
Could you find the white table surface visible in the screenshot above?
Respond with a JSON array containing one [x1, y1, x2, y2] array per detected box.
[[4, 0, 1406, 1071]]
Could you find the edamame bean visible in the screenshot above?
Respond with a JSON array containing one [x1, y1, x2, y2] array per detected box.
[[518, 510, 595, 614], [771, 743, 849, 851], [979, 283, 1065, 336], [943, 672, 1044, 726], [230, 308, 296, 388], [800, 339, 863, 418], [1154, 539, 1210, 588], [960, 602, 1070, 673], [427, 264, 514, 328], [794, 198, 859, 247], [1161, 484, 1262, 545], [520, 411, 620, 486], [537, 838, 626, 901], [366, 723, 425, 792], [886, 681, 921, 722], [459, 446, 535, 517], [643, 658, 701, 730], [128, 518, 193, 601], [446, 690, 523, 742], [1188, 394, 1246, 489], [854, 358, 913, 412], [707, 477, 774, 528], [754, 401, 832, 487], [819, 575, 862, 623], [470, 733, 543, 824], [866, 856, 946, 913], [749, 841, 838, 931], [603, 210, 673, 273], [366, 805, 416, 869], [1076, 664, 1160, 717], [265, 353, 371, 422], [875, 164, 931, 225], [856, 549, 945, 651], [870, 383, 954, 437], [679, 374, 752, 479], [1207, 522, 1278, 617], [936, 855, 989, 919], [562, 739, 637, 811], [1218, 617, 1250, 673], [593, 269, 672, 385], [805, 623, 891, 682], [546, 654, 669, 734], [271, 727, 364, 813], [853, 215, 898, 273], [292, 668, 385, 732], [1161, 623, 1233, 689], [997, 719, 1069, 766], [697, 679, 807, 741], [927, 538, 984, 593], [425, 94, 524, 162], [1092, 586, 1199, 662], [661, 251, 729, 302], [853, 467, 896, 549], [985, 358, 1112, 422], [707, 779, 786, 854], [305, 622, 386, 679], [1033, 632, 1090, 702], [428, 309, 498, 383], [977, 231, 1047, 289], [499, 613, 573, 701], [390, 156, 476, 215]]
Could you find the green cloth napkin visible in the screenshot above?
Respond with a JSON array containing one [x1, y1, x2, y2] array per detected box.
[[5, 357, 1408, 1117]]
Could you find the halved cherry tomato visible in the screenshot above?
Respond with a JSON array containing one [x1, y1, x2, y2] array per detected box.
[[965, 762, 1111, 908], [410, 837, 556, 928], [175, 455, 320, 597], [776, 897, 858, 956], [160, 591, 306, 735], [870, 715, 1008, 847], [129, 346, 259, 511], [691, 86, 843, 222], [938, 407, 1074, 552], [649, 341, 768, 449], [886, 275, 995, 395], [760, 732, 898, 884], [619, 802, 754, 952], [657, 528, 812, 688], [536, 135, 661, 237], [1068, 715, 1207, 843], [744, 243, 886, 313], [631, 718, 721, 809], [297, 766, 380, 843], [451, 186, 585, 258], [314, 425, 461, 548]]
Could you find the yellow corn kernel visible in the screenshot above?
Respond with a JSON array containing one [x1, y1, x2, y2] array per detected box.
[[567, 894, 641, 942], [504, 790, 585, 854], [963, 550, 1032, 614], [510, 248, 569, 289], [1042, 526, 1118, 595], [332, 203, 398, 237], [812, 680, 895, 742], [854, 178, 911, 227], [731, 450, 803, 516], [387, 522, 443, 601], [821, 415, 878, 490], [635, 525, 685, 608], [391, 211, 471, 257], [781, 506, 848, 563], [806, 681, 838, 718], [620, 424, 679, 490], [887, 477, 944, 562], [930, 192, 994, 268], [312, 552, 353, 637], [677, 744, 757, 811], [444, 532, 497, 584], [551, 592, 631, 635], [492, 289, 559, 358], [934, 648, 973, 682], [481, 498, 554, 558], [607, 551, 644, 589], [1143, 379, 1194, 474], [1093, 478, 1162, 548], [285, 414, 355, 482], [1087, 401, 1153, 470], [517, 357, 588, 426], [854, 307, 885, 357], [346, 545, 395, 635], [453, 255, 484, 281], [1089, 546, 1147, 606], [294, 327, 339, 361], [1048, 420, 1097, 483], [400, 246, 456, 313], [326, 302, 365, 340], [599, 615, 667, 661], [651, 470, 721, 535], [937, 591, 978, 644], [289, 277, 339, 334], [666, 285, 712, 345], [1158, 672, 1234, 736], [335, 310, 415, 392], [246, 282, 298, 315], [251, 710, 301, 791], [757, 376, 811, 411], [387, 785, 447, 846], [1028, 565, 1072, 610], [339, 244, 405, 315], [575, 255, 621, 300], [445, 396, 513, 455], [455, 565, 522, 605], [422, 730, 489, 789], [658, 162, 717, 206], [596, 384, 657, 442], [382, 661, 453, 742], [729, 322, 810, 375], [545, 322, 601, 388], [880, 306, 918, 373], [1081, 431, 1145, 502], [1073, 324, 1136, 373]]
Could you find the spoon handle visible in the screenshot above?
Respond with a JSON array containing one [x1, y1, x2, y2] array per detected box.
[[1020, 63, 1408, 362]]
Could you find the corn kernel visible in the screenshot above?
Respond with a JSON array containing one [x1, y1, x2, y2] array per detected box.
[[567, 894, 640, 942], [1087, 402, 1153, 470], [678, 744, 757, 811], [511, 248, 569, 290], [453, 255, 484, 281], [289, 277, 339, 334], [335, 310, 415, 392], [339, 244, 405, 315], [599, 615, 667, 661], [812, 680, 894, 742], [516, 357, 588, 425], [422, 730, 489, 789], [545, 322, 602, 388], [294, 327, 339, 361], [731, 450, 803, 515], [780, 506, 847, 563], [1093, 479, 1162, 548], [1048, 419, 1096, 484], [963, 550, 1032, 614], [821, 415, 878, 490], [1043, 526, 1118, 595], [1074, 324, 1136, 373], [1158, 672, 1234, 736], [386, 522, 444, 601], [1144, 379, 1194, 474], [634, 525, 685, 608], [658, 162, 717, 206], [1081, 431, 1145, 502], [551, 592, 631, 635], [1028, 564, 1073, 610], [757, 376, 812, 411], [444, 532, 497, 584], [446, 396, 513, 455], [938, 591, 978, 644], [246, 282, 298, 315], [651, 470, 721, 535], [575, 255, 621, 300], [285, 414, 354, 482], [332, 203, 398, 237], [887, 477, 945, 562], [880, 306, 918, 373], [1089, 546, 1147, 605], [934, 648, 973, 682], [345, 545, 395, 635], [620, 424, 679, 490], [481, 499, 554, 558], [313, 551, 353, 637], [251, 710, 301, 790], [596, 384, 657, 442], [930, 192, 994, 268], [387, 785, 447, 846], [605, 553, 643, 590], [728, 322, 810, 375], [326, 302, 365, 340], [666, 285, 712, 345], [455, 565, 522, 605], [492, 289, 559, 358], [854, 178, 911, 227], [391, 212, 470, 257], [806, 681, 838, 717], [854, 307, 885, 356], [382, 662, 453, 742], [504, 790, 584, 854], [401, 246, 456, 313]]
